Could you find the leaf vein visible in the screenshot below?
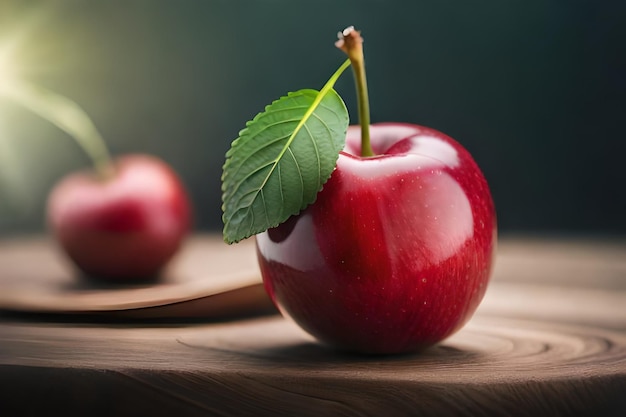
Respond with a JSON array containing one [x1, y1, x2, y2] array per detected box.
[[287, 147, 305, 209], [302, 122, 321, 186]]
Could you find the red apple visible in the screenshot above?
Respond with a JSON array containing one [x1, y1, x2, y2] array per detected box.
[[256, 123, 496, 354], [47, 154, 192, 281]]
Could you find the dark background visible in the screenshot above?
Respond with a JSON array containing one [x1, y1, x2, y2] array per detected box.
[[0, 0, 624, 236]]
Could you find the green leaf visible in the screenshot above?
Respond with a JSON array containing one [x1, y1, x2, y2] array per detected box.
[[221, 86, 349, 244]]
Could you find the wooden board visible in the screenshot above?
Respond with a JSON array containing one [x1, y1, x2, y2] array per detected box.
[[0, 235, 275, 319], [1, 235, 625, 416]]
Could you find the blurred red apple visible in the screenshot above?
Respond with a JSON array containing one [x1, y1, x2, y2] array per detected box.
[[47, 154, 192, 281]]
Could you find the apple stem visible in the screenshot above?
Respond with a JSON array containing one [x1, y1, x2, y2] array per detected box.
[[1, 80, 115, 180], [336, 26, 374, 157]]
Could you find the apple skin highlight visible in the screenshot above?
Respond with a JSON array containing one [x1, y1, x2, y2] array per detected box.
[[256, 123, 496, 354]]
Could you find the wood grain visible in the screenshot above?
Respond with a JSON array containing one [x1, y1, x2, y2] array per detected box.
[[0, 235, 625, 416]]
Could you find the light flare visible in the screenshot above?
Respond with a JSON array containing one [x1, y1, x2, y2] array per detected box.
[[0, 2, 111, 218]]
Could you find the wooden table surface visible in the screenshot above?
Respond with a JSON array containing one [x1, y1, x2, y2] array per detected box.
[[0, 234, 625, 416]]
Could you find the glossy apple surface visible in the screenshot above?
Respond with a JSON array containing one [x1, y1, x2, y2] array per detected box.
[[47, 154, 192, 281], [256, 123, 496, 354]]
